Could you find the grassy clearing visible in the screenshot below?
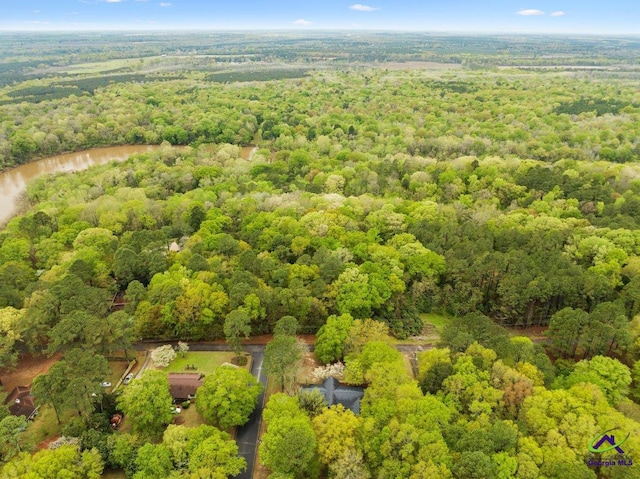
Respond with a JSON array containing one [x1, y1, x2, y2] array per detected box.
[[163, 351, 241, 375], [420, 312, 450, 333], [402, 353, 417, 379], [22, 406, 72, 447], [62, 58, 144, 74], [172, 404, 205, 428], [105, 360, 129, 389]]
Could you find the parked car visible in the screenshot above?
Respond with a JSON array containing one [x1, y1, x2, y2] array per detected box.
[[110, 413, 123, 429], [123, 373, 135, 385], [101, 381, 112, 387]]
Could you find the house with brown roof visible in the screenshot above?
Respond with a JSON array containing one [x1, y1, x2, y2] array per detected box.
[[167, 373, 204, 402], [4, 385, 38, 420]]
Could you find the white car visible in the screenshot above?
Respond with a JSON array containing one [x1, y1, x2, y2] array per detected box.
[[101, 381, 112, 387], [123, 373, 135, 385]]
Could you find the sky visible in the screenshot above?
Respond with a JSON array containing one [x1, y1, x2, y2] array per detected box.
[[0, 1, 639, 34]]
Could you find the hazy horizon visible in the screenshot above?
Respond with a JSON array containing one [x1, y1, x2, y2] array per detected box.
[[1, 0, 639, 35]]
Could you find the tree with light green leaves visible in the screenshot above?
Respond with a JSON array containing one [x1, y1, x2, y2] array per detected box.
[[196, 365, 262, 429], [0, 416, 28, 462], [0, 445, 103, 479], [556, 355, 631, 404], [314, 313, 353, 365], [260, 397, 319, 479], [117, 370, 173, 438]]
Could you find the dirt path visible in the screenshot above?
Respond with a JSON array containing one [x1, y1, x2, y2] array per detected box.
[[0, 353, 61, 392]]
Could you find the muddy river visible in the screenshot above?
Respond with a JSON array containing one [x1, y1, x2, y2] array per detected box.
[[0, 144, 258, 226]]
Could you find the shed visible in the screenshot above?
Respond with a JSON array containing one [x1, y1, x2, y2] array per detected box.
[[4, 385, 38, 420]]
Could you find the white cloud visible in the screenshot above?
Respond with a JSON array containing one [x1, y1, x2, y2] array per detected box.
[[350, 4, 379, 12], [550, 11, 566, 17], [517, 9, 544, 16], [105, 0, 124, 3], [293, 19, 312, 25], [159, 2, 171, 6]]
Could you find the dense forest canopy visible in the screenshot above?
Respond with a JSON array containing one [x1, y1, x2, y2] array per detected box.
[[3, 32, 640, 479], [2, 63, 640, 345]]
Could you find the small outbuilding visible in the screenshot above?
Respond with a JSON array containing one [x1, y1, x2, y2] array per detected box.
[[4, 385, 38, 420], [168, 373, 204, 402]]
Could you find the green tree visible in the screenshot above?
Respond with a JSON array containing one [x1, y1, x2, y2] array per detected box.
[[452, 451, 495, 479], [264, 335, 306, 392], [32, 367, 67, 424], [329, 449, 371, 479], [273, 315, 299, 336], [224, 309, 251, 360], [0, 307, 22, 369], [32, 349, 109, 425], [125, 280, 147, 315], [557, 355, 631, 404], [440, 312, 512, 358], [108, 433, 139, 477], [0, 445, 103, 479], [297, 389, 328, 418], [314, 313, 354, 364], [196, 365, 262, 429], [312, 405, 361, 466], [117, 370, 173, 437], [133, 443, 173, 479], [344, 318, 392, 355], [260, 414, 318, 479], [188, 429, 247, 477], [0, 416, 28, 462]]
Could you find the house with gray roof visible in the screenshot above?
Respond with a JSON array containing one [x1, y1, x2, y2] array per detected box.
[[300, 376, 364, 414]]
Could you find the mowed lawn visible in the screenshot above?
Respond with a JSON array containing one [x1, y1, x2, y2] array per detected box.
[[163, 351, 241, 375]]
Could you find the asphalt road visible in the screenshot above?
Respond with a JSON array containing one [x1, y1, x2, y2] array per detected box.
[[235, 350, 267, 479]]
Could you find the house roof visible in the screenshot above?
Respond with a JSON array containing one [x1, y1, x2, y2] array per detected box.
[[168, 373, 204, 401], [4, 385, 37, 419], [301, 376, 364, 414]]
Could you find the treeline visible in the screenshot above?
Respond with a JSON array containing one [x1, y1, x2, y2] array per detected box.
[[1, 68, 640, 363], [0, 74, 187, 105], [2, 33, 638, 70], [2, 69, 640, 170], [205, 68, 309, 83]]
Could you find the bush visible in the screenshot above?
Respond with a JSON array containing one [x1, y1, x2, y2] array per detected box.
[[182, 401, 191, 409], [150, 344, 177, 368]]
